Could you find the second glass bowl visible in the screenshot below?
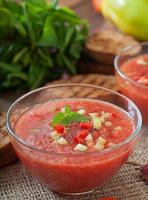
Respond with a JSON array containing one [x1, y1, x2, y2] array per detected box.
[[115, 42, 148, 124]]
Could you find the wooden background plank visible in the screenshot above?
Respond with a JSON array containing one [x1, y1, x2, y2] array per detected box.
[[55, 0, 101, 31]]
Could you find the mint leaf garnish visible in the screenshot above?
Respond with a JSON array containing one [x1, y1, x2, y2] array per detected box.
[[52, 105, 89, 126], [65, 105, 71, 114]]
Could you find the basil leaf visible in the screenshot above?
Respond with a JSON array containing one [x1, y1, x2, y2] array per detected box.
[[0, 62, 22, 73], [13, 47, 28, 63], [61, 54, 76, 74], [37, 16, 58, 47], [15, 22, 27, 38], [0, 8, 11, 27], [27, 0, 47, 8], [28, 64, 47, 89], [2, 72, 28, 88], [0, 0, 88, 91], [60, 27, 74, 53], [37, 48, 53, 66], [22, 3, 36, 48]]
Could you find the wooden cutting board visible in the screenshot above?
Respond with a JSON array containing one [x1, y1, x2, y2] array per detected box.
[[51, 74, 119, 91]]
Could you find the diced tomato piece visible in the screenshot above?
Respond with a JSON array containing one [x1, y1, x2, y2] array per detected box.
[[74, 135, 84, 144], [55, 125, 65, 134], [112, 113, 117, 118], [112, 131, 120, 137], [137, 75, 148, 86], [79, 130, 89, 138], [74, 130, 89, 144], [79, 122, 92, 129], [99, 197, 118, 200]]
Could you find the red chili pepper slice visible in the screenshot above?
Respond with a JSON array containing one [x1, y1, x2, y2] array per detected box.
[[79, 130, 89, 138], [79, 122, 92, 129], [74, 130, 89, 144], [74, 135, 84, 144], [55, 125, 65, 134]]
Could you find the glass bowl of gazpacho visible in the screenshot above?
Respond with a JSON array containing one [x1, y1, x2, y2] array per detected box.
[[6, 84, 142, 194], [115, 42, 148, 124]]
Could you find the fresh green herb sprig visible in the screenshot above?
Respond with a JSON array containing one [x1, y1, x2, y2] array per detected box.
[[52, 105, 89, 126], [0, 0, 88, 90]]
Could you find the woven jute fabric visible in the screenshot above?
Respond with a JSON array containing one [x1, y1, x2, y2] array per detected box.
[[0, 126, 147, 200]]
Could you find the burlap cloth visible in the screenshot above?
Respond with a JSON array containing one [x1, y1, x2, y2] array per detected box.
[[0, 75, 148, 199], [0, 125, 147, 200]]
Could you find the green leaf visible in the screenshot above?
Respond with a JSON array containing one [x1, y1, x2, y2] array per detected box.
[[15, 22, 27, 37], [37, 16, 58, 47], [60, 27, 74, 53], [0, 0, 88, 91], [22, 51, 31, 67], [13, 47, 28, 63], [0, 0, 3, 6], [60, 7, 80, 19], [68, 112, 89, 123], [26, 0, 48, 14], [51, 0, 59, 8], [0, 62, 22, 73], [52, 112, 65, 126], [0, 7, 11, 27], [7, 72, 28, 81], [52, 105, 89, 126], [61, 54, 76, 74], [28, 64, 47, 89], [37, 48, 53, 66], [70, 42, 82, 59], [27, 0, 47, 7], [22, 3, 36, 48], [2, 71, 28, 89], [65, 105, 71, 114], [4, 1, 22, 15]]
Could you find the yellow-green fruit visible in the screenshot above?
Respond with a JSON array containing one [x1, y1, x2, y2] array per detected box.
[[101, 0, 148, 40]]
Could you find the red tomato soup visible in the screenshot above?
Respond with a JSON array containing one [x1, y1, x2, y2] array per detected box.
[[14, 99, 135, 194], [117, 54, 148, 124]]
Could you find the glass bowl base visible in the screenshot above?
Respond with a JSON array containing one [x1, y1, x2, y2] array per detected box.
[[57, 189, 95, 196]]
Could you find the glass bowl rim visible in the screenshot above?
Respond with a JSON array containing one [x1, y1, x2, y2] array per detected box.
[[114, 42, 148, 89], [6, 83, 142, 157]]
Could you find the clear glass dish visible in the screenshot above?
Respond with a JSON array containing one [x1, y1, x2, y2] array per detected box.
[[114, 42, 148, 124], [6, 84, 142, 194]]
